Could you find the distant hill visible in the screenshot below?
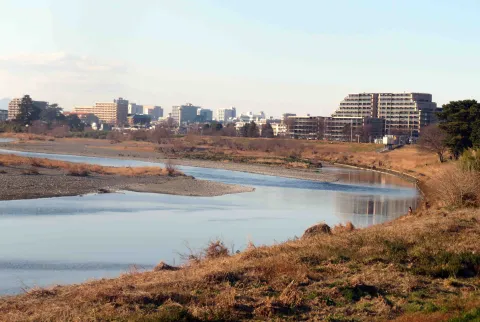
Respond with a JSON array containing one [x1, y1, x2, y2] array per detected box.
[[0, 98, 10, 110]]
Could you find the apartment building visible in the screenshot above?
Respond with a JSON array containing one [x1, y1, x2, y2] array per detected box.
[[74, 97, 129, 125], [217, 107, 237, 123], [171, 103, 200, 125], [8, 98, 48, 120], [271, 122, 287, 137], [325, 92, 438, 140], [377, 93, 438, 135], [286, 115, 324, 140], [145, 105, 163, 120], [0, 109, 7, 121]]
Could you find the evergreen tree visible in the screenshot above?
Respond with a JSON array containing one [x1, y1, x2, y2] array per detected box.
[[16, 95, 42, 125], [261, 123, 274, 138], [437, 100, 480, 158]]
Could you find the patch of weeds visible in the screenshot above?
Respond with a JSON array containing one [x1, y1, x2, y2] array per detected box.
[[449, 307, 480, 322], [384, 239, 409, 263], [340, 284, 380, 303], [325, 314, 359, 322], [133, 303, 194, 322], [305, 291, 318, 300], [412, 251, 480, 278], [330, 255, 350, 264], [322, 296, 336, 306], [404, 300, 439, 313]]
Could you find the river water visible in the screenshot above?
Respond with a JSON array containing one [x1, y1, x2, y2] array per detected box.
[[0, 148, 418, 294]]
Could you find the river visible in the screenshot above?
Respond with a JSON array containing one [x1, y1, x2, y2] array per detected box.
[[0, 148, 418, 294]]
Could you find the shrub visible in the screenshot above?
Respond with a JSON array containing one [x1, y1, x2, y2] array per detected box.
[[165, 160, 177, 177], [432, 168, 480, 207], [67, 166, 90, 177], [22, 167, 40, 175], [205, 240, 229, 259], [459, 149, 480, 172]]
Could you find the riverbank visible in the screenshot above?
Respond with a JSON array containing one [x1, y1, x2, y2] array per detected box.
[[0, 137, 340, 182], [0, 155, 254, 200]]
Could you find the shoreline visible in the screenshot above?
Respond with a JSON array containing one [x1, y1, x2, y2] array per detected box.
[[0, 140, 340, 183]]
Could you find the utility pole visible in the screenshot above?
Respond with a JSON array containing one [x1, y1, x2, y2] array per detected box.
[[350, 118, 353, 142]]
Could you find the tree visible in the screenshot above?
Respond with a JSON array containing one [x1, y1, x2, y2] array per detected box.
[[417, 125, 448, 162], [15, 95, 42, 125], [437, 100, 480, 158], [40, 103, 65, 124], [342, 124, 352, 142], [261, 123, 274, 138], [66, 114, 84, 132]]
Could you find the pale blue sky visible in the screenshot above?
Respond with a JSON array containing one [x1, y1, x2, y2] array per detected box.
[[0, 0, 479, 116]]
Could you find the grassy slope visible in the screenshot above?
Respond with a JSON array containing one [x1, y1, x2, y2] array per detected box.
[[0, 210, 478, 321]]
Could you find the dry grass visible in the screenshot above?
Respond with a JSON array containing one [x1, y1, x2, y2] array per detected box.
[[0, 209, 479, 321], [0, 154, 183, 177]]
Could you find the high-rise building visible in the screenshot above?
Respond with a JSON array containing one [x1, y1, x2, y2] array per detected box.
[[0, 109, 7, 121], [377, 93, 437, 135], [74, 97, 129, 125], [128, 103, 144, 115], [172, 103, 199, 125], [144, 105, 163, 120], [197, 108, 213, 122], [8, 97, 48, 120], [217, 107, 236, 123], [325, 92, 438, 140]]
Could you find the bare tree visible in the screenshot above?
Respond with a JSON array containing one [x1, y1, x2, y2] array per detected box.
[[417, 125, 448, 162]]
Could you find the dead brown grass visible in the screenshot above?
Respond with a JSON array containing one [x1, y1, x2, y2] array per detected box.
[[0, 154, 183, 177], [0, 209, 478, 321]]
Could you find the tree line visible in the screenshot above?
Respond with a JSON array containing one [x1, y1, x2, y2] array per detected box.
[[419, 100, 480, 162]]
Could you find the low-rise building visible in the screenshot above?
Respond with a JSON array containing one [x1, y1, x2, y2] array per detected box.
[[127, 114, 151, 127], [271, 122, 288, 137], [286, 115, 324, 140]]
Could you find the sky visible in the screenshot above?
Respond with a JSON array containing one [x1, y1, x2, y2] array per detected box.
[[0, 0, 479, 117]]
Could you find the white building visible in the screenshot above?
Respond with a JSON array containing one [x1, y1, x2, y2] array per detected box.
[[217, 107, 237, 123], [172, 103, 200, 125]]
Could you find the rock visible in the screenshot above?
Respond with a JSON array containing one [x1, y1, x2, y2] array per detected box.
[[153, 261, 180, 271], [302, 223, 331, 238]]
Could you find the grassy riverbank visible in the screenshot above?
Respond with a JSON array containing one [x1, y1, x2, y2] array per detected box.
[[0, 135, 478, 321]]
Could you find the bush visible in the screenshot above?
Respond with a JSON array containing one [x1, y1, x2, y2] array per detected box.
[[205, 240, 229, 259], [432, 168, 480, 207], [22, 167, 40, 175], [459, 149, 480, 172], [165, 160, 177, 177], [67, 166, 90, 177]]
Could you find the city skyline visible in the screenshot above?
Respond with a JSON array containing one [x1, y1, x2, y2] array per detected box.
[[1, 0, 480, 116]]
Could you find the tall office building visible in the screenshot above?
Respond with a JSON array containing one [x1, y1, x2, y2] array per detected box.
[[128, 103, 144, 115], [74, 97, 129, 125], [144, 105, 163, 120], [171, 103, 200, 125], [217, 107, 237, 123], [8, 97, 48, 120], [197, 108, 213, 122]]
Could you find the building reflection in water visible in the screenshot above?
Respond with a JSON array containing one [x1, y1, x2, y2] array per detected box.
[[334, 193, 419, 227]]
